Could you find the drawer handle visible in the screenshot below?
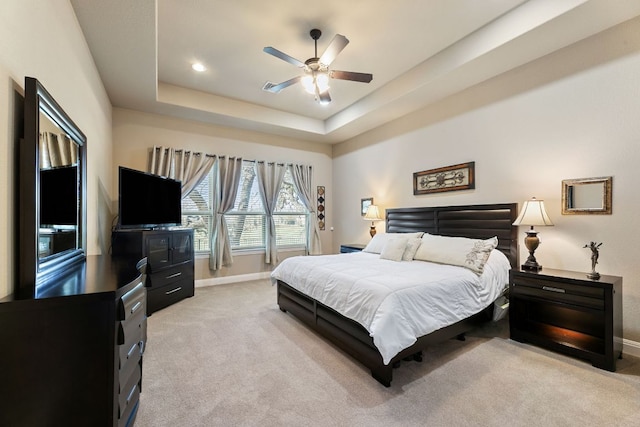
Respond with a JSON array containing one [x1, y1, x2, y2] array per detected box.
[[126, 384, 137, 405], [165, 272, 182, 280], [127, 343, 137, 360], [130, 301, 142, 314], [165, 286, 182, 295], [542, 286, 566, 293]]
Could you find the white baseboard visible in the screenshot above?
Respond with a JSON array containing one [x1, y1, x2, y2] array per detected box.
[[195, 272, 272, 288], [623, 338, 640, 358]]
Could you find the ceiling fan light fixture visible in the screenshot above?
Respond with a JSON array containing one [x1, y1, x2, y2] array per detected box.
[[301, 75, 315, 94], [263, 28, 372, 105], [316, 72, 330, 92]]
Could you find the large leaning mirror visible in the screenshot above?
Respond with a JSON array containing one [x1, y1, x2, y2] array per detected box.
[[561, 176, 612, 215], [18, 77, 87, 299]]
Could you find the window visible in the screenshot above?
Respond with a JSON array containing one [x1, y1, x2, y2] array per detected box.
[[225, 162, 266, 250], [181, 168, 213, 252], [273, 168, 308, 247], [182, 160, 309, 253]]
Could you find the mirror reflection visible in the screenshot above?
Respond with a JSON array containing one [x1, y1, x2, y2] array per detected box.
[[38, 111, 81, 260], [562, 176, 612, 215]]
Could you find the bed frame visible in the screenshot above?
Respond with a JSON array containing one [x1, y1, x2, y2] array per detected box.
[[276, 203, 518, 387]]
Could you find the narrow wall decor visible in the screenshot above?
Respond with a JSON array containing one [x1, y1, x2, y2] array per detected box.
[[317, 186, 325, 230], [413, 161, 475, 195], [361, 197, 373, 216]]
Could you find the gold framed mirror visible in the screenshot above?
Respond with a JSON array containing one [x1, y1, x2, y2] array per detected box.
[[561, 176, 612, 215]]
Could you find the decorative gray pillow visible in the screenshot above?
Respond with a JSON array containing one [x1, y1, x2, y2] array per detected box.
[[413, 234, 498, 274], [401, 238, 422, 261]]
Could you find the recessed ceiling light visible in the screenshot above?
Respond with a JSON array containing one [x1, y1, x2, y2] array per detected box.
[[191, 62, 206, 72]]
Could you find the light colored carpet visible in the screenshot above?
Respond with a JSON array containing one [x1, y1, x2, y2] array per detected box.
[[136, 280, 640, 427]]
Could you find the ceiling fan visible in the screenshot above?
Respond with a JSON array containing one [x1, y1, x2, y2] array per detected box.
[[262, 29, 373, 105]]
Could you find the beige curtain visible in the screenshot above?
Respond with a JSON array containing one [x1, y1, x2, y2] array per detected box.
[[148, 146, 216, 198], [290, 164, 322, 255], [209, 157, 243, 271], [256, 162, 286, 264], [40, 132, 77, 169]]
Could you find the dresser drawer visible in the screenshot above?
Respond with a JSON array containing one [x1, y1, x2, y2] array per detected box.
[[118, 364, 141, 418], [117, 306, 146, 346], [146, 262, 193, 288], [512, 276, 604, 310], [119, 338, 142, 370], [147, 279, 194, 313], [118, 282, 146, 321], [119, 349, 141, 391]]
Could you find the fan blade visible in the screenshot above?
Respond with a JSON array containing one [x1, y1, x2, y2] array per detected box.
[[263, 47, 306, 68], [262, 76, 302, 93], [319, 34, 349, 66], [329, 70, 373, 83], [318, 90, 331, 104]]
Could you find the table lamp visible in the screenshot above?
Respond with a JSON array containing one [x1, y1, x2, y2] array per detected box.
[[363, 205, 383, 237], [513, 197, 554, 271]]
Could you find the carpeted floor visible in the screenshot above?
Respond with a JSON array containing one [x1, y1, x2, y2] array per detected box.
[[136, 280, 640, 427]]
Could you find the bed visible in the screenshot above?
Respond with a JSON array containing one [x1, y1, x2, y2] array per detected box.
[[272, 203, 518, 386]]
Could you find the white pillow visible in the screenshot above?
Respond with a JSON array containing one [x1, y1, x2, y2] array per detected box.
[[362, 232, 423, 254], [414, 234, 498, 274], [402, 238, 422, 261], [379, 239, 408, 261]]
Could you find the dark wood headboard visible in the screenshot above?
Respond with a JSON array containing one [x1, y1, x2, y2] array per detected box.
[[386, 203, 519, 268]]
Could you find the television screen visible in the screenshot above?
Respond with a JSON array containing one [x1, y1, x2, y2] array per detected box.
[[118, 166, 182, 229], [40, 165, 78, 226]]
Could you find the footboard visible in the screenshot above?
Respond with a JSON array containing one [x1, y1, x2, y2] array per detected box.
[[277, 280, 492, 387], [277, 280, 394, 385]]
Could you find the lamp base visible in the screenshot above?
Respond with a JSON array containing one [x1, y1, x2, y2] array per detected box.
[[521, 261, 542, 272], [369, 225, 377, 238], [521, 228, 542, 271]]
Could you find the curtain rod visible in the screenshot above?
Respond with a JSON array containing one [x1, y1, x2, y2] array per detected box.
[[153, 146, 311, 168]]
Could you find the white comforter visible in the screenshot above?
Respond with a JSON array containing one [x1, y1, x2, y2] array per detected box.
[[271, 250, 510, 364]]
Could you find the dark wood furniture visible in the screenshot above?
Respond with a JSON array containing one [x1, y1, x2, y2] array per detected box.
[[112, 228, 195, 315], [509, 268, 622, 371], [0, 256, 147, 427], [276, 203, 518, 386], [340, 243, 366, 253]]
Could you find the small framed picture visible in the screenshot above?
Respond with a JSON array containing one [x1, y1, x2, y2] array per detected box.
[[361, 197, 373, 216]]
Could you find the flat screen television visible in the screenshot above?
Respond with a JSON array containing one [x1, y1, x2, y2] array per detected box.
[[118, 166, 182, 229], [40, 165, 78, 226]]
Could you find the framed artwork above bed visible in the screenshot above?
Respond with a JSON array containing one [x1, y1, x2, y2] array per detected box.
[[413, 161, 475, 195]]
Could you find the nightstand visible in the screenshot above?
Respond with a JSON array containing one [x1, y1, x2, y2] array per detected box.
[[340, 243, 366, 253], [509, 268, 622, 371]]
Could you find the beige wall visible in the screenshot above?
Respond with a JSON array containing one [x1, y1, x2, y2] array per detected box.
[[112, 108, 334, 281], [0, 0, 112, 298], [333, 17, 640, 342]]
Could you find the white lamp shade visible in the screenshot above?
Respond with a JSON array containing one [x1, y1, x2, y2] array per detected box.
[[363, 205, 382, 221], [513, 198, 554, 226]]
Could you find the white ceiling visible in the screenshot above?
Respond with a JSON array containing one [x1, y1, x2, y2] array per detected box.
[[70, 0, 640, 144]]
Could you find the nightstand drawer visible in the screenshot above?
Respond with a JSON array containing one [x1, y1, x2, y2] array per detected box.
[[511, 277, 604, 310]]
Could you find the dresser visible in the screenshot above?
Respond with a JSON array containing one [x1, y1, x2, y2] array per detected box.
[[0, 256, 147, 426], [509, 268, 622, 371], [112, 228, 195, 315]]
